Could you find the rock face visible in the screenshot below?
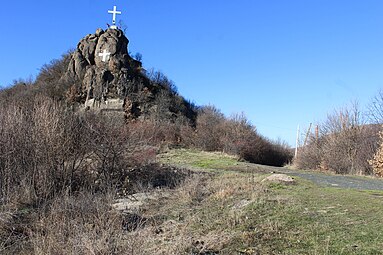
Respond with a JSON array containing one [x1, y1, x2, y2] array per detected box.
[[62, 28, 196, 123]]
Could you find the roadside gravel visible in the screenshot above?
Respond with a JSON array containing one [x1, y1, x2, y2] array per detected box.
[[279, 169, 383, 191]]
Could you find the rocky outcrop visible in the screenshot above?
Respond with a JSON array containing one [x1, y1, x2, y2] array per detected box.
[[63, 28, 141, 104], [61, 28, 196, 124]]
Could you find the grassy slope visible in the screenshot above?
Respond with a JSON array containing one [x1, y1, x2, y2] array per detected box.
[[149, 149, 383, 254]]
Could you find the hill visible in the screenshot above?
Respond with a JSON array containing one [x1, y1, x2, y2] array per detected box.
[[0, 27, 294, 254], [1, 28, 197, 125]]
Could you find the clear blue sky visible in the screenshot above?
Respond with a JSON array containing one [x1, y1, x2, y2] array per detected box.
[[1, 1, 383, 146]]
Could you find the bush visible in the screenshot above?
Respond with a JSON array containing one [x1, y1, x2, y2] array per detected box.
[[0, 96, 88, 204], [238, 135, 293, 167], [295, 103, 380, 175], [293, 137, 323, 170], [34, 51, 74, 101], [193, 106, 293, 166], [369, 127, 383, 177], [194, 106, 225, 151], [0, 95, 169, 205]]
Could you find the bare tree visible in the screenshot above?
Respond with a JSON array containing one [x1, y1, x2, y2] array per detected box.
[[367, 89, 383, 124]]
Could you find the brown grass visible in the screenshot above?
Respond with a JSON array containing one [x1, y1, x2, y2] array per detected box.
[[121, 170, 268, 254]]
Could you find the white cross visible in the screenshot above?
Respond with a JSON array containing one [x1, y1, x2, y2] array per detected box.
[[98, 49, 111, 62], [108, 6, 122, 25]]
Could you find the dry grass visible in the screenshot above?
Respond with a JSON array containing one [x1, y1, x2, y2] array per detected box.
[[0, 192, 130, 255], [120, 168, 270, 254], [31, 192, 126, 255]]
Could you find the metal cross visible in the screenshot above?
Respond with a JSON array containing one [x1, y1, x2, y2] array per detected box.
[[98, 49, 111, 62], [108, 6, 122, 25]]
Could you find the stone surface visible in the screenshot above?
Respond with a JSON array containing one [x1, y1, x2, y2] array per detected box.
[[262, 174, 295, 185], [113, 191, 170, 213], [61, 28, 196, 123], [63, 28, 141, 103]]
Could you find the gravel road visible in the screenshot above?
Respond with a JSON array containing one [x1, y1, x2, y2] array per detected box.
[[224, 162, 383, 191], [278, 169, 383, 191]]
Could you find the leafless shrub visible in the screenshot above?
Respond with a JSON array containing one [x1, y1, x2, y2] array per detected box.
[[239, 135, 293, 167], [125, 165, 191, 195], [83, 114, 137, 191], [0, 94, 173, 205], [293, 136, 323, 170], [0, 95, 92, 204], [34, 51, 74, 101], [369, 127, 383, 177], [295, 103, 379, 175], [194, 105, 225, 151], [146, 69, 178, 95], [367, 89, 383, 124], [30, 192, 128, 255], [193, 106, 292, 166], [124, 120, 185, 150], [320, 103, 378, 174], [220, 113, 256, 155], [0, 79, 36, 110]]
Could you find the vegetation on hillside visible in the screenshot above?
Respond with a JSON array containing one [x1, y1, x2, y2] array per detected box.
[[0, 51, 293, 254], [0, 51, 293, 167]]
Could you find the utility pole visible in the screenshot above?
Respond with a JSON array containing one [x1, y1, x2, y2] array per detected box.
[[295, 125, 300, 158], [315, 125, 319, 142], [304, 123, 312, 146]]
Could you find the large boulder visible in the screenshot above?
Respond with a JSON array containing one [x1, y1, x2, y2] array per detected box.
[[261, 174, 295, 185]]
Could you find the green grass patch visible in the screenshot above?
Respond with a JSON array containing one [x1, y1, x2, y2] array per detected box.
[[158, 148, 240, 171], [251, 179, 383, 254]]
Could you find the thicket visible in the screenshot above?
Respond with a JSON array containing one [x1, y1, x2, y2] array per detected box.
[[0, 92, 192, 253], [0, 95, 178, 203], [191, 106, 293, 166], [294, 102, 381, 175], [369, 128, 383, 177], [367, 91, 383, 176]]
